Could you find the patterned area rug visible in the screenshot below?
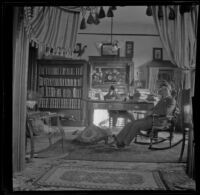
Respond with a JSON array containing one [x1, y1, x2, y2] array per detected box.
[[36, 139, 187, 163], [34, 164, 166, 190]]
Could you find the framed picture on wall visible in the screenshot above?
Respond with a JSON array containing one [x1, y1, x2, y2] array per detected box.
[[125, 41, 134, 58], [153, 48, 163, 60], [101, 43, 120, 56]]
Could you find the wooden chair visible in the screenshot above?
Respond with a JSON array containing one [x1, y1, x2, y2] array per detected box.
[[26, 112, 65, 159], [134, 106, 181, 150]]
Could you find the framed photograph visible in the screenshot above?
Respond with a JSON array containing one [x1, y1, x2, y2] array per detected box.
[[74, 43, 81, 53], [101, 43, 120, 56], [125, 41, 134, 58], [153, 48, 163, 60]]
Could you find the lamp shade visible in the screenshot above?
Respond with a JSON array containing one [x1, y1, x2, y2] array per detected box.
[[98, 6, 106, 19]]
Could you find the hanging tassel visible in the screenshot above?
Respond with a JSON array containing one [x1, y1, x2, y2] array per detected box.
[[98, 6, 105, 19], [179, 5, 192, 15], [87, 12, 95, 24], [94, 13, 100, 25], [80, 17, 86, 29], [146, 6, 152, 16], [158, 6, 163, 19], [111, 6, 117, 10], [169, 7, 176, 20], [107, 7, 114, 17]]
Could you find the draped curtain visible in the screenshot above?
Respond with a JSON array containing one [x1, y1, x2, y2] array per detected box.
[[151, 5, 199, 178], [13, 8, 29, 172], [24, 7, 80, 57], [27, 43, 38, 92], [151, 5, 198, 91], [148, 67, 159, 94]]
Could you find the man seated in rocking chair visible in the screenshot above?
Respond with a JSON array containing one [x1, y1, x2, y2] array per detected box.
[[110, 82, 176, 148]]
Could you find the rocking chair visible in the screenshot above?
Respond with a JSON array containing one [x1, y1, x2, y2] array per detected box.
[[134, 105, 181, 150]]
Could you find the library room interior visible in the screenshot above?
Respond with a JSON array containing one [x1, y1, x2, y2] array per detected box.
[[10, 5, 199, 191]]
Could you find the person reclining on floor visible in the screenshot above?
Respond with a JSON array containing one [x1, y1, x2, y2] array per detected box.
[[109, 82, 176, 148]]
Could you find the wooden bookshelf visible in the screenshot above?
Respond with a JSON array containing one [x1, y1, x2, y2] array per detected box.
[[37, 59, 88, 126]]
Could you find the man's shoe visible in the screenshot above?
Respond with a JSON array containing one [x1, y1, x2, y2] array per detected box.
[[112, 135, 125, 148]]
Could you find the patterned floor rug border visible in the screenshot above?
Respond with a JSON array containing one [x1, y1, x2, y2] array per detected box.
[[34, 164, 167, 190]]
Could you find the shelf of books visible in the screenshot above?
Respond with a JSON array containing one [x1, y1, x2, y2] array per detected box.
[[37, 59, 88, 126]]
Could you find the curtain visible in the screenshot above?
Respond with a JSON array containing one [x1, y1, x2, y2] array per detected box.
[[151, 5, 199, 178], [151, 5, 198, 91], [27, 43, 38, 92], [13, 8, 29, 172], [148, 67, 159, 94], [24, 7, 80, 57]]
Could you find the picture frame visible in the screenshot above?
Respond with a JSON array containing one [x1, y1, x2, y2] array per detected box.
[[153, 48, 163, 60], [101, 43, 120, 56], [125, 41, 134, 58], [74, 43, 81, 53]]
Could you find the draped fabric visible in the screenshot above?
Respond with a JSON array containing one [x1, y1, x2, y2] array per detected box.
[[13, 8, 29, 172], [148, 67, 159, 94], [151, 5, 198, 92], [24, 7, 80, 57], [27, 43, 38, 92], [151, 5, 198, 179]]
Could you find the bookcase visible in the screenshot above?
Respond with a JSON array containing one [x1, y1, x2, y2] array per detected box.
[[37, 59, 88, 126]]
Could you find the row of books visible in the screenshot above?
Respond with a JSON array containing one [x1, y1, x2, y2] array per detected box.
[[38, 98, 81, 109], [39, 66, 83, 75], [39, 77, 82, 86], [39, 87, 82, 98]]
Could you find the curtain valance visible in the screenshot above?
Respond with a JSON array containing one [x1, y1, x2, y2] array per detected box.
[[24, 7, 80, 57]]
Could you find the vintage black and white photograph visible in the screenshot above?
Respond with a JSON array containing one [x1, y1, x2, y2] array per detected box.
[[4, 4, 199, 192]]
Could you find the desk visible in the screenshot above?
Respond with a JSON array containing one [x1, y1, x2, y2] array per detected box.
[[86, 100, 154, 126]]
